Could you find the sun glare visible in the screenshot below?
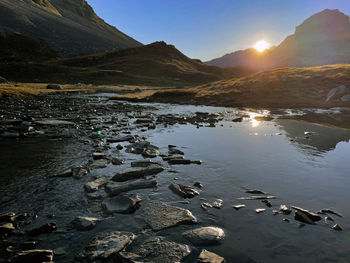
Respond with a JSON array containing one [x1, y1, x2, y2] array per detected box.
[[254, 40, 270, 52]]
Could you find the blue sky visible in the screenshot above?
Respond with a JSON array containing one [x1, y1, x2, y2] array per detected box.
[[87, 0, 350, 61]]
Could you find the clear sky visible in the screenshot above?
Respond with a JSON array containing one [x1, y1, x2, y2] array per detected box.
[[87, 0, 350, 61]]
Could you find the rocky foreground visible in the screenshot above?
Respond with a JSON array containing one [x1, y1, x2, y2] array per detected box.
[[0, 93, 345, 262]]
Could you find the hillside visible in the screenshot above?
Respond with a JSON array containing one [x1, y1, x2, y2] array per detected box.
[[0, 41, 249, 86], [0, 0, 141, 56], [207, 9, 350, 69]]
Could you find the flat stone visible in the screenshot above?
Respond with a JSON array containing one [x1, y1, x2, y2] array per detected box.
[[169, 183, 200, 198], [168, 159, 191, 165], [198, 249, 225, 263], [101, 194, 141, 214], [144, 202, 197, 231], [76, 231, 135, 262], [168, 148, 184, 155], [255, 208, 266, 214], [112, 166, 164, 182], [291, 206, 321, 222], [130, 236, 191, 263], [84, 177, 109, 192], [184, 227, 225, 245], [72, 216, 100, 231], [15, 249, 54, 263], [233, 204, 245, 210], [56, 168, 73, 178], [88, 159, 109, 169], [246, 189, 267, 194], [131, 160, 161, 167], [105, 178, 157, 196], [92, 152, 105, 160]]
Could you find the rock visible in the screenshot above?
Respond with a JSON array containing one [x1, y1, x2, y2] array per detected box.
[[201, 202, 213, 209], [191, 160, 203, 165], [84, 177, 109, 192], [246, 189, 267, 194], [317, 208, 343, 217], [169, 183, 200, 198], [0, 212, 16, 223], [272, 210, 279, 215], [183, 227, 225, 245], [56, 168, 73, 177], [107, 135, 134, 143], [116, 144, 124, 150], [92, 152, 105, 160], [105, 178, 157, 196], [233, 204, 245, 210], [213, 199, 223, 209], [291, 206, 321, 222], [144, 202, 197, 230], [162, 155, 185, 161], [198, 249, 225, 263], [332, 224, 342, 231], [0, 223, 15, 236], [341, 94, 350, 102], [131, 160, 161, 167], [112, 166, 164, 182], [232, 117, 243, 122], [135, 118, 153, 124], [262, 200, 272, 207], [237, 195, 276, 200], [168, 148, 184, 155], [15, 249, 53, 263], [280, 205, 292, 214], [294, 211, 316, 225], [112, 157, 124, 165], [101, 194, 141, 214], [168, 159, 191, 165], [72, 216, 100, 231], [130, 236, 191, 263], [76, 231, 135, 262], [27, 223, 57, 236], [116, 251, 144, 262], [255, 208, 266, 214], [0, 76, 8, 83], [85, 192, 104, 200], [142, 148, 160, 158], [326, 85, 349, 102], [46, 84, 62, 90], [72, 166, 88, 179], [194, 182, 203, 188], [88, 159, 109, 169]]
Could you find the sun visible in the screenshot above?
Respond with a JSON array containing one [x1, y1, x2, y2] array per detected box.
[[254, 40, 270, 52]]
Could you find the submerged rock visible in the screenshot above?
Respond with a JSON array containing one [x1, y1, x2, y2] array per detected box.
[[130, 236, 191, 263], [183, 227, 225, 245], [144, 202, 197, 230], [72, 216, 100, 231], [198, 249, 225, 263], [88, 159, 109, 170], [84, 177, 109, 192], [15, 249, 54, 263], [101, 194, 141, 214], [76, 231, 135, 262], [105, 178, 157, 196], [112, 166, 164, 182], [169, 183, 200, 198]]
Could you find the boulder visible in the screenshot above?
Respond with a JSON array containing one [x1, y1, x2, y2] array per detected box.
[[144, 202, 197, 230], [72, 216, 100, 231], [112, 166, 164, 182], [183, 227, 225, 245], [101, 194, 141, 214], [198, 250, 225, 263], [169, 183, 200, 198], [76, 231, 135, 262], [105, 179, 157, 196]]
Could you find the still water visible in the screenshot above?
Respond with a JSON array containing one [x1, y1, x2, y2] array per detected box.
[[0, 99, 349, 263]]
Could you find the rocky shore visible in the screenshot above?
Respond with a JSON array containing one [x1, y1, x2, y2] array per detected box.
[[0, 93, 345, 262]]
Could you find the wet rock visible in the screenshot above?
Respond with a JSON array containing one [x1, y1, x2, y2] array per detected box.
[[72, 166, 88, 179], [101, 194, 141, 214], [255, 208, 266, 214], [0, 223, 15, 236], [144, 202, 197, 230], [15, 249, 53, 263], [272, 210, 279, 215], [232, 117, 243, 122], [135, 118, 153, 124], [131, 160, 161, 167], [191, 160, 203, 165], [162, 155, 185, 161], [84, 177, 109, 192], [116, 251, 144, 262], [88, 159, 109, 169], [35, 119, 74, 126], [105, 178, 157, 196], [112, 166, 164, 182], [198, 249, 225, 263], [183, 227, 225, 245], [280, 205, 292, 215], [237, 195, 276, 200], [294, 211, 315, 225], [283, 218, 290, 223], [27, 223, 57, 236], [107, 135, 134, 143], [142, 148, 160, 158], [233, 204, 245, 210], [168, 148, 184, 155], [194, 182, 203, 188], [130, 236, 191, 263], [332, 224, 342, 231], [0, 212, 16, 223], [46, 84, 62, 90], [201, 202, 213, 209], [72, 216, 100, 231], [56, 168, 73, 178], [261, 200, 272, 207], [85, 192, 104, 200], [317, 208, 343, 217], [92, 152, 106, 160], [291, 206, 321, 222], [116, 144, 124, 150], [112, 157, 124, 165], [246, 189, 267, 194], [169, 183, 200, 198], [168, 159, 191, 165], [76, 231, 135, 262], [213, 199, 223, 209]]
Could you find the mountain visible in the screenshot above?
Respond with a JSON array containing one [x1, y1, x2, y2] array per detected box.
[[0, 41, 250, 85], [0, 0, 141, 56], [207, 9, 350, 69]]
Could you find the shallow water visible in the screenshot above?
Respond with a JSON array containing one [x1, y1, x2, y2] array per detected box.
[[1, 97, 350, 263]]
